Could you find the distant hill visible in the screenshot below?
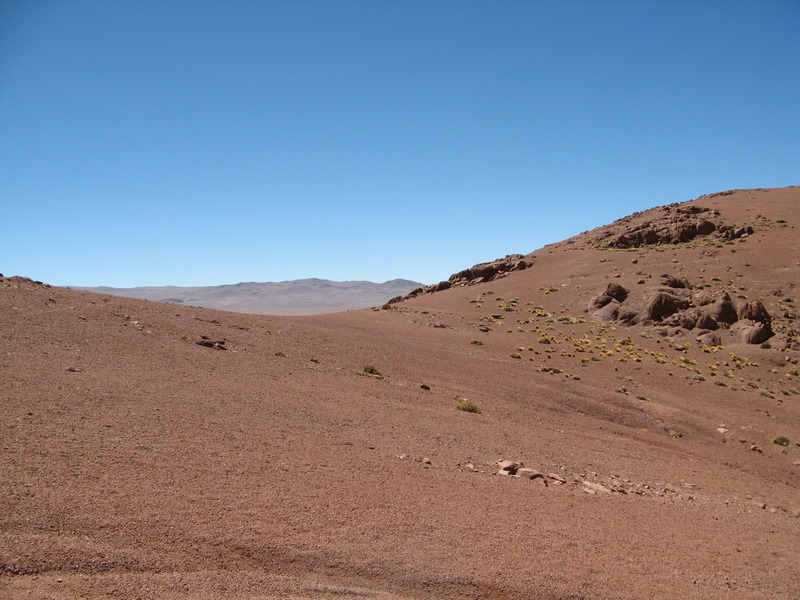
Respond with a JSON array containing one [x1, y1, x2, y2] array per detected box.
[[75, 278, 422, 315]]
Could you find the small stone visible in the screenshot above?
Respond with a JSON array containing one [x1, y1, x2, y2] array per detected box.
[[516, 468, 544, 480], [495, 460, 522, 474], [422, 457, 432, 465], [582, 481, 611, 494], [546, 473, 567, 484], [420, 384, 431, 391]]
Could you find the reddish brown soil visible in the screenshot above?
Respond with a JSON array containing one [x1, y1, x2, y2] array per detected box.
[[2, 187, 799, 599]]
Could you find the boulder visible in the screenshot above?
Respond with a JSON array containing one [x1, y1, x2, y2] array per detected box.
[[738, 300, 771, 325], [667, 223, 698, 244], [707, 292, 738, 325], [618, 308, 640, 325], [738, 321, 772, 345], [510, 260, 529, 272], [696, 220, 716, 235], [662, 275, 690, 289], [612, 235, 630, 248], [695, 313, 719, 330], [696, 331, 722, 346], [592, 300, 621, 322], [693, 291, 716, 306], [605, 283, 629, 302], [643, 293, 690, 322], [589, 294, 613, 312]]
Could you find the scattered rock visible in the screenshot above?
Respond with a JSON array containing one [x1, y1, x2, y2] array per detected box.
[[582, 481, 612, 495], [197, 339, 226, 350], [663, 275, 690, 289], [496, 460, 523, 475], [420, 384, 431, 391], [516, 468, 545, 480]]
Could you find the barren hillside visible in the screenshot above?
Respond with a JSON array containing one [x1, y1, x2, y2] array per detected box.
[[2, 187, 798, 599]]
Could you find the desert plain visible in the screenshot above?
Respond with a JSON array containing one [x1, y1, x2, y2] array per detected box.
[[1, 187, 799, 599]]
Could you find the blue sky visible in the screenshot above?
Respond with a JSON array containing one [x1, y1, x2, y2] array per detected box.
[[2, 1, 798, 287]]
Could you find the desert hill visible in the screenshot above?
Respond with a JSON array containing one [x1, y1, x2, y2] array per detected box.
[[1, 186, 798, 599], [76, 278, 423, 316]]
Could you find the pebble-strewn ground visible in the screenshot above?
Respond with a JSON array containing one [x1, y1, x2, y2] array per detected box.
[[2, 187, 798, 599]]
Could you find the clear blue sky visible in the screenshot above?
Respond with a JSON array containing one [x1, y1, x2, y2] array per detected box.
[[2, 1, 798, 287]]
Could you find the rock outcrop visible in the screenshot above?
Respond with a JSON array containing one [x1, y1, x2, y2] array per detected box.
[[396, 254, 533, 302], [587, 283, 772, 345], [592, 203, 756, 249]]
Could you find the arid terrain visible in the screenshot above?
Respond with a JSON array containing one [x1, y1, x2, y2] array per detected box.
[[2, 186, 799, 599], [75, 279, 422, 316]]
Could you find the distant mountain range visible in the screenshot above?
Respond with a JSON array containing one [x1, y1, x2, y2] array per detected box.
[[75, 278, 423, 315]]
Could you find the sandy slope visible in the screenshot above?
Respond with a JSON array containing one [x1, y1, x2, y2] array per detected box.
[[1, 187, 799, 599]]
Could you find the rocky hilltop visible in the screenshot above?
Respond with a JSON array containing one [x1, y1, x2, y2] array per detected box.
[[395, 187, 797, 352]]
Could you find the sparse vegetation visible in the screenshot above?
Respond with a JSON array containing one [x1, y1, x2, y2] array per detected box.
[[773, 436, 790, 446], [456, 400, 481, 414], [363, 364, 381, 375]]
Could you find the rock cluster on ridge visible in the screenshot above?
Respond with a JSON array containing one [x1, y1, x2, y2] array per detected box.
[[587, 280, 774, 345], [390, 254, 533, 302]]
